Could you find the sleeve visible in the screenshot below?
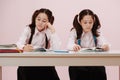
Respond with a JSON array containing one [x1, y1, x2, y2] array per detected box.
[[46, 29, 61, 50], [16, 27, 31, 49], [96, 33, 111, 48], [67, 29, 77, 50]]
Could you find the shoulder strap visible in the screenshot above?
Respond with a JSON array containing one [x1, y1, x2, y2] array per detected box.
[[45, 34, 48, 49], [77, 39, 81, 45], [28, 27, 35, 44], [28, 32, 34, 44], [93, 36, 97, 46]]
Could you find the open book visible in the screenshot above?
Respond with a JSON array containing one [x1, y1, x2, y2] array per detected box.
[[79, 47, 104, 52], [32, 48, 46, 52], [0, 44, 23, 53]]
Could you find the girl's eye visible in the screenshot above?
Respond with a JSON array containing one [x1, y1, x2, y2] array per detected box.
[[83, 21, 93, 24], [89, 22, 92, 24], [37, 19, 40, 21], [43, 20, 47, 22], [84, 22, 87, 24]]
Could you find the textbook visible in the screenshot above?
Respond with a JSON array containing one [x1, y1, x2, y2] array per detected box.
[[79, 47, 104, 52], [53, 50, 69, 53], [0, 44, 16, 48], [0, 49, 23, 53], [32, 48, 46, 52], [0, 44, 23, 53], [69, 47, 105, 54], [32, 48, 69, 53]]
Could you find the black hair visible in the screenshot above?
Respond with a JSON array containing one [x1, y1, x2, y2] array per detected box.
[[28, 8, 54, 48], [72, 9, 101, 39]]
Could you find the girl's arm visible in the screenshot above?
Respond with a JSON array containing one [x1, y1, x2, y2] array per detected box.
[[101, 44, 109, 51], [49, 33, 61, 50], [23, 44, 34, 52], [67, 29, 81, 51], [46, 23, 61, 50], [16, 27, 31, 50], [46, 22, 55, 33], [97, 34, 110, 51]]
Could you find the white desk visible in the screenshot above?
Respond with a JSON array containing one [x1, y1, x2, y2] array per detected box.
[[0, 50, 120, 66], [0, 50, 120, 80]]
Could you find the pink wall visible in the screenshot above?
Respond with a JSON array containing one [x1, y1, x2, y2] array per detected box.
[[0, 0, 120, 80]]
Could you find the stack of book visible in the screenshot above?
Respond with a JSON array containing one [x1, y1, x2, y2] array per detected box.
[[0, 44, 23, 53]]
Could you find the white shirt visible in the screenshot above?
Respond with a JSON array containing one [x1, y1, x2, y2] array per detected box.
[[67, 29, 109, 50], [16, 26, 61, 50]]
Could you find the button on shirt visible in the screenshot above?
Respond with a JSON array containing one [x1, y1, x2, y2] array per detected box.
[[67, 29, 109, 50], [16, 26, 61, 50]]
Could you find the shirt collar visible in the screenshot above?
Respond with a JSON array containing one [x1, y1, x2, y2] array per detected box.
[[34, 27, 46, 35], [81, 31, 92, 38]]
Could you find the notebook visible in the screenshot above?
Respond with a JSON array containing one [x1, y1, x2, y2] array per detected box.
[[0, 44, 23, 53]]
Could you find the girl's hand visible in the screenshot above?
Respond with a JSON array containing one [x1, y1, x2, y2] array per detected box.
[[73, 44, 81, 52], [23, 44, 34, 52], [46, 22, 55, 33], [101, 44, 109, 51]]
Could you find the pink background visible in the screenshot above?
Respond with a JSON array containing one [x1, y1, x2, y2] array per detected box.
[[0, 0, 120, 80]]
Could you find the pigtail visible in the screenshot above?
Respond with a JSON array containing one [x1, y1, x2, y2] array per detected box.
[[92, 14, 101, 37], [28, 22, 35, 44], [50, 16, 54, 25], [94, 14, 101, 29], [28, 26, 35, 44], [28, 10, 40, 44], [72, 15, 83, 39]]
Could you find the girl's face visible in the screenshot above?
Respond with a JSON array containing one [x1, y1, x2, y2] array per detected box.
[[80, 15, 94, 33], [35, 13, 48, 32]]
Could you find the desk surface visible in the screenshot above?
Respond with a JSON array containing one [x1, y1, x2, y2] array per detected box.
[[0, 50, 120, 66]]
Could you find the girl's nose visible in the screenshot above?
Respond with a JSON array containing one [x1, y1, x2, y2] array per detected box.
[[86, 23, 90, 27], [39, 21, 43, 24], [39, 21, 42, 23]]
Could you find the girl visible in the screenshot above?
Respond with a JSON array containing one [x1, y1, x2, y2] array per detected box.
[[16, 8, 61, 80], [67, 9, 109, 80]]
